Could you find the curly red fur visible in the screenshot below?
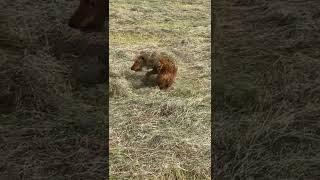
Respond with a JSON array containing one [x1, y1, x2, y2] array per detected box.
[[156, 58, 177, 90], [131, 51, 177, 90]]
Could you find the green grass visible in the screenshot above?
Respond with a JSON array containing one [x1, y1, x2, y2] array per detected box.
[[110, 32, 161, 45]]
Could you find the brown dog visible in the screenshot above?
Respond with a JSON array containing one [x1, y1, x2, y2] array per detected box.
[[131, 50, 178, 90], [68, 0, 106, 32]]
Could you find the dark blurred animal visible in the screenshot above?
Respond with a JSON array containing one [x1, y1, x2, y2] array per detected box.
[[69, 0, 106, 32]]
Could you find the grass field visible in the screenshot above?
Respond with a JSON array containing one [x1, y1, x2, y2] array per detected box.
[[0, 0, 107, 179], [109, 0, 211, 179], [214, 0, 320, 179]]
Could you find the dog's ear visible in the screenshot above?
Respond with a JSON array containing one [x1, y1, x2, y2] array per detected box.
[[138, 51, 147, 60], [139, 50, 145, 55]]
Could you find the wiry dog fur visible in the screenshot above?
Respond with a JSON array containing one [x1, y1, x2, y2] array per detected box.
[[131, 50, 178, 90]]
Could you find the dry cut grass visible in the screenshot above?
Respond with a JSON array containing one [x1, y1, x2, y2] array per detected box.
[[109, 0, 211, 179], [0, 0, 107, 179], [214, 0, 320, 179]]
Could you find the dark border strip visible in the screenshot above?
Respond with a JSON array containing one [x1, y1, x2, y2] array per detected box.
[[211, 0, 216, 179], [105, 0, 110, 179]]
